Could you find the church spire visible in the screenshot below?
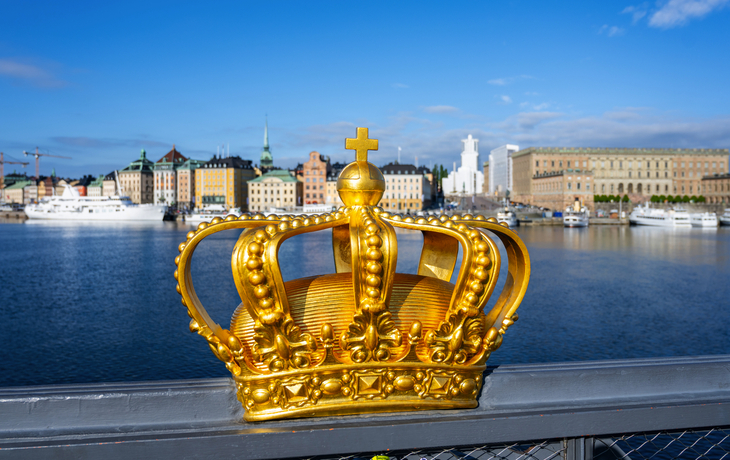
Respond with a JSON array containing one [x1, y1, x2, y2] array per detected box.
[[264, 116, 269, 150], [260, 116, 273, 169]]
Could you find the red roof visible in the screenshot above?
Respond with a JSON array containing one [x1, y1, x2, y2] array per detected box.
[[156, 145, 188, 164]]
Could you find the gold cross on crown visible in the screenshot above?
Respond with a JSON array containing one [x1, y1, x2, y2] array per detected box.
[[345, 127, 378, 162]]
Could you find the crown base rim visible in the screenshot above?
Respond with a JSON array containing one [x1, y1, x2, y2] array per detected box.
[[235, 362, 485, 422], [242, 398, 479, 422]]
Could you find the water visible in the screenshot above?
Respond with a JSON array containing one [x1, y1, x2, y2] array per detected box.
[[0, 219, 728, 387]]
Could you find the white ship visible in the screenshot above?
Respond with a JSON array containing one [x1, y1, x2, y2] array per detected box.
[[563, 201, 589, 228], [497, 207, 519, 227], [720, 209, 730, 226], [24, 186, 166, 221], [185, 205, 241, 224], [690, 212, 718, 228], [628, 203, 691, 227]]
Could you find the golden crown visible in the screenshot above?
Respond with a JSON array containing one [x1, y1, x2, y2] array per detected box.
[[175, 128, 530, 421]]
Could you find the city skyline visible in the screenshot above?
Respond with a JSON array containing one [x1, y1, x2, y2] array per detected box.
[[1, 0, 729, 177]]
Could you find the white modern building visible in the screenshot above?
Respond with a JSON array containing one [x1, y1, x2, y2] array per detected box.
[[442, 134, 484, 195], [488, 144, 519, 195]]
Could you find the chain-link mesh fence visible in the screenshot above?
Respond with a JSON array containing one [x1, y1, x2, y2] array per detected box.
[[595, 427, 730, 460], [297, 427, 730, 460]]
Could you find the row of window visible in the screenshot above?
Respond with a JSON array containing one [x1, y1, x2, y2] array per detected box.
[[535, 159, 725, 170]]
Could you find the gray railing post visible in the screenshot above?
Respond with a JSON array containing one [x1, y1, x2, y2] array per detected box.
[[565, 437, 594, 460]]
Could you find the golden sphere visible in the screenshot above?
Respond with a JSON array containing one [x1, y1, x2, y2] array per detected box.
[[336, 161, 385, 207]]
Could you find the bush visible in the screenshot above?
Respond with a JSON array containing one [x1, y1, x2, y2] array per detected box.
[[622, 194, 630, 202], [682, 195, 691, 202], [659, 195, 666, 202], [650, 195, 659, 203], [698, 195, 706, 203]]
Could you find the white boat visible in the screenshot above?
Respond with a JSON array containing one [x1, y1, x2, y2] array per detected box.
[[720, 209, 730, 226], [563, 202, 589, 228], [628, 203, 691, 227], [497, 207, 519, 227], [264, 204, 337, 217], [690, 212, 718, 227], [185, 205, 241, 224], [24, 186, 166, 221]]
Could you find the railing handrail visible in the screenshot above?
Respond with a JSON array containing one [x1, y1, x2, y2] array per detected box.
[[2, 355, 729, 459]]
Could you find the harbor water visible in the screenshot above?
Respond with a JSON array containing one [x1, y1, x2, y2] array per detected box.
[[0, 219, 728, 387]]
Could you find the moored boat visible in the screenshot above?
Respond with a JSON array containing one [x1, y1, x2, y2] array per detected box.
[[24, 186, 166, 221], [497, 207, 519, 227], [628, 203, 691, 227], [720, 209, 730, 226], [563, 200, 589, 228], [185, 205, 241, 223], [690, 212, 718, 227]]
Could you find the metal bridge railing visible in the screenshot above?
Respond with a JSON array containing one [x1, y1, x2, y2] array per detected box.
[[1, 355, 729, 459]]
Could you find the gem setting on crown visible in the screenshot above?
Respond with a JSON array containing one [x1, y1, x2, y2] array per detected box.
[[175, 128, 530, 421]]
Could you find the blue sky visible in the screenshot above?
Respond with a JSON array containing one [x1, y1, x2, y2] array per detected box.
[[1, 0, 729, 177]]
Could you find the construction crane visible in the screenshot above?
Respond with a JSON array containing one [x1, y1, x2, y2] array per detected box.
[[0, 152, 30, 189], [23, 147, 71, 178]]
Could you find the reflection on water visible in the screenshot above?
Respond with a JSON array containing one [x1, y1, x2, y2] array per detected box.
[[0, 221, 728, 387]]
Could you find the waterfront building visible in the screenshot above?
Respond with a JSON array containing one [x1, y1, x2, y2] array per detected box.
[[259, 120, 274, 172], [23, 182, 37, 204], [701, 173, 730, 203], [482, 161, 490, 194], [531, 170, 594, 210], [302, 151, 330, 204], [673, 154, 727, 196], [511, 147, 729, 206], [87, 175, 104, 197], [102, 172, 117, 197], [2, 172, 29, 190], [4, 180, 31, 203], [442, 134, 484, 196], [37, 176, 55, 201], [153, 146, 187, 206], [247, 169, 302, 213], [380, 163, 431, 212], [118, 150, 155, 204], [194, 155, 256, 210], [488, 144, 519, 195], [325, 162, 348, 208], [177, 159, 206, 211]]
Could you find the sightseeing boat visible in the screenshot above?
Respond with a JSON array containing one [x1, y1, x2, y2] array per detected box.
[[628, 203, 691, 227], [690, 212, 719, 228], [185, 205, 241, 224], [720, 209, 730, 226], [497, 207, 519, 227], [563, 201, 589, 228], [24, 185, 166, 221]]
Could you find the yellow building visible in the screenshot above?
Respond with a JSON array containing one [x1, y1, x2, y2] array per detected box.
[[194, 155, 256, 210], [118, 150, 154, 204], [248, 169, 302, 213], [380, 163, 429, 212]]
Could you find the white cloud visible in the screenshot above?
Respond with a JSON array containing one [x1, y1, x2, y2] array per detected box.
[[422, 105, 459, 114], [649, 0, 729, 28], [598, 24, 626, 36], [500, 95, 512, 104], [622, 4, 649, 23], [0, 58, 67, 88], [391, 83, 409, 89], [487, 75, 535, 86], [533, 103, 550, 110]]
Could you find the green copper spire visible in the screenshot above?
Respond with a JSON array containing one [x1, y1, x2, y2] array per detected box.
[[260, 117, 273, 168]]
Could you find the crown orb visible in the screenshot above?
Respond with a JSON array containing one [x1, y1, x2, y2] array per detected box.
[[336, 162, 385, 207]]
